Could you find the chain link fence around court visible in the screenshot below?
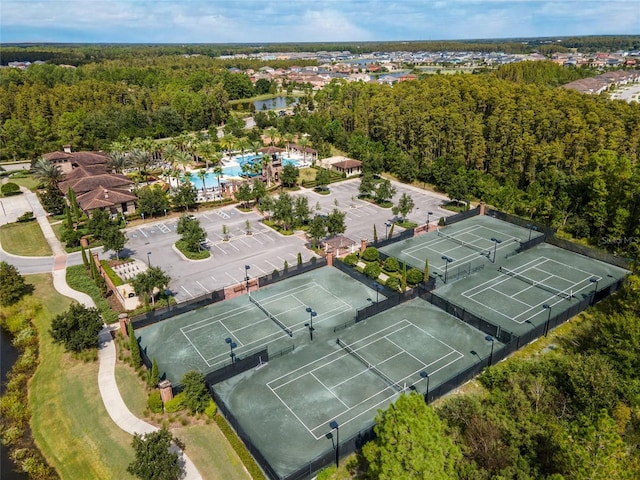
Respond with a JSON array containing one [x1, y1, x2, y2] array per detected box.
[[442, 205, 481, 225], [369, 227, 414, 249]]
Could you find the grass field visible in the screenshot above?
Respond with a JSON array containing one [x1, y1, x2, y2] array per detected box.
[[5, 174, 41, 191], [27, 274, 137, 479], [0, 221, 51, 256]]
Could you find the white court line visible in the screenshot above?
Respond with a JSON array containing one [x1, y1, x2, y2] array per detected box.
[[311, 373, 350, 409], [180, 329, 212, 367]]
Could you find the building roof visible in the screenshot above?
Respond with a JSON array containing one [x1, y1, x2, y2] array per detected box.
[[333, 159, 362, 169], [59, 172, 133, 195], [258, 146, 286, 154], [323, 235, 356, 250], [42, 151, 73, 161], [76, 187, 137, 211], [70, 151, 110, 167]]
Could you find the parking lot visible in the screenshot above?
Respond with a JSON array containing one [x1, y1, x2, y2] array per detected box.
[[118, 178, 452, 303]]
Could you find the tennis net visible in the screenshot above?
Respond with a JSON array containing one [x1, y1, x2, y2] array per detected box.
[[437, 230, 488, 255], [249, 295, 293, 337], [498, 266, 572, 300], [337, 338, 402, 392]]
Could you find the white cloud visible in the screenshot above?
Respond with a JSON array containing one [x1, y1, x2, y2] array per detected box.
[[1, 0, 638, 43]]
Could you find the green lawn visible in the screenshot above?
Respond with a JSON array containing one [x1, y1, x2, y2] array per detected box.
[[0, 221, 52, 256], [7, 174, 41, 191], [27, 274, 137, 479], [115, 363, 149, 418]]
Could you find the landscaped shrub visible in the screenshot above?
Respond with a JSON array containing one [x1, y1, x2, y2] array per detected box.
[[164, 392, 186, 413], [1, 182, 20, 196], [344, 253, 358, 267], [406, 268, 424, 286], [204, 399, 217, 419], [383, 257, 399, 272], [147, 391, 163, 413], [364, 262, 382, 279], [16, 211, 34, 222], [361, 246, 379, 262], [386, 276, 400, 291], [438, 217, 446, 226]]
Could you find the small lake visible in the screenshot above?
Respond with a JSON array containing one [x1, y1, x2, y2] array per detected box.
[[253, 96, 298, 111], [1, 327, 28, 480]]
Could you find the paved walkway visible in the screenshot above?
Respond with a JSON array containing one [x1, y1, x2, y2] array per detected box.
[[5, 188, 202, 479]]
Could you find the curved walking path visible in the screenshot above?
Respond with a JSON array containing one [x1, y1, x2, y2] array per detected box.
[[2, 189, 201, 479]]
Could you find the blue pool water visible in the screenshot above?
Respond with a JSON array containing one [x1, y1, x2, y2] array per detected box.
[[190, 155, 300, 190]]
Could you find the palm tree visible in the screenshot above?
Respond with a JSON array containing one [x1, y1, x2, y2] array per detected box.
[[283, 132, 295, 155], [196, 140, 217, 169], [298, 136, 311, 164], [237, 137, 251, 161], [213, 165, 223, 204], [266, 127, 280, 146], [130, 149, 151, 182], [175, 150, 192, 176], [220, 134, 236, 158], [198, 169, 208, 191], [33, 158, 64, 188], [183, 171, 193, 187], [107, 151, 129, 174], [251, 140, 264, 157]]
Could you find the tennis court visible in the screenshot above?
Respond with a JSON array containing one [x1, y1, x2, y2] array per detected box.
[[436, 242, 630, 336], [137, 267, 386, 382], [215, 297, 493, 478], [380, 215, 538, 281]]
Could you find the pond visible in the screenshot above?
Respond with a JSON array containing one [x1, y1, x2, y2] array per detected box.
[[253, 96, 299, 111]]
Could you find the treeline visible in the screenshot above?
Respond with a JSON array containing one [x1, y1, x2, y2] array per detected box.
[[494, 61, 598, 87], [2, 36, 639, 65], [310, 73, 640, 254]]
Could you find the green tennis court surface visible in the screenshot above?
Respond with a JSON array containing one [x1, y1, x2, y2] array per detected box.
[[380, 215, 540, 282], [215, 298, 492, 478], [137, 267, 386, 382], [436, 242, 629, 336]]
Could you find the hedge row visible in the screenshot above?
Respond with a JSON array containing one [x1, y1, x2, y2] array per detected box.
[[214, 414, 266, 480]]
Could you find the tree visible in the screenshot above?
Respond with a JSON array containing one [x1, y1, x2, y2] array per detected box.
[[363, 393, 461, 479], [32, 158, 63, 188], [102, 225, 126, 260], [181, 371, 210, 414], [359, 172, 375, 198], [374, 179, 396, 204], [235, 183, 253, 208], [281, 164, 298, 188], [132, 266, 171, 307], [0, 261, 30, 306], [308, 215, 326, 249], [315, 168, 331, 191], [38, 185, 66, 215], [177, 215, 206, 253], [251, 178, 267, 205], [137, 186, 170, 218], [128, 321, 142, 368], [172, 182, 198, 212], [149, 358, 160, 387], [395, 193, 415, 221], [293, 195, 311, 226], [127, 427, 183, 480], [50, 303, 103, 353], [325, 208, 346, 237], [272, 192, 294, 230], [424, 257, 430, 281]]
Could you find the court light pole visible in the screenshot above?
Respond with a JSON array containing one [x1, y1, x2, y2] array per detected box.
[[542, 304, 552, 337], [385, 222, 392, 239], [485, 335, 495, 366], [490, 237, 502, 263], [147, 251, 152, 267], [375, 284, 381, 304], [304, 307, 316, 341], [441, 256, 453, 283], [329, 421, 339, 468], [426, 211, 433, 231], [420, 371, 430, 403], [526, 224, 538, 241], [245, 265, 251, 291], [225, 337, 237, 365], [589, 277, 599, 306]]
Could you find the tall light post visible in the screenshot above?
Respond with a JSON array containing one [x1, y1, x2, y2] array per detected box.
[[589, 277, 599, 306], [490, 237, 502, 263], [441, 256, 453, 283], [420, 370, 430, 403], [329, 421, 339, 468], [385, 222, 392, 239], [304, 307, 316, 341], [147, 251, 152, 267], [426, 211, 433, 231], [225, 337, 237, 364], [375, 283, 382, 304], [526, 224, 538, 241], [542, 304, 552, 337], [245, 265, 251, 291], [485, 335, 495, 366]]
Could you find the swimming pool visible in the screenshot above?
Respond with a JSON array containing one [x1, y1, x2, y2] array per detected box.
[[190, 155, 300, 190]]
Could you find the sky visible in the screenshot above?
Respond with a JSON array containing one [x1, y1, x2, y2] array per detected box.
[[1, 0, 638, 44]]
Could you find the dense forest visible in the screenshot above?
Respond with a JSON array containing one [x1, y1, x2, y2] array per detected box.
[[1, 55, 639, 255]]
